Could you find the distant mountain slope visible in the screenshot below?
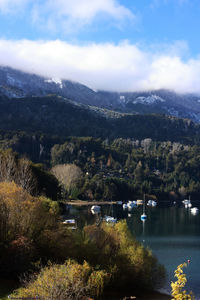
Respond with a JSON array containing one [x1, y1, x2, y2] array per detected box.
[[98, 90, 200, 122], [1, 66, 200, 122], [0, 94, 199, 145], [0, 66, 109, 107]]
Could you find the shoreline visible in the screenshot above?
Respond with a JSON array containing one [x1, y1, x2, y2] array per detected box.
[[103, 290, 171, 300], [65, 200, 118, 206], [136, 291, 171, 300]]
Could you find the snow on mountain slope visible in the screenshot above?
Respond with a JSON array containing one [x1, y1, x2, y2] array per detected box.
[[1, 65, 200, 122], [131, 95, 165, 105]]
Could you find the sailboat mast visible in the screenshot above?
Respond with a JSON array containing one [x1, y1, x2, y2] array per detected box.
[[141, 194, 147, 221]]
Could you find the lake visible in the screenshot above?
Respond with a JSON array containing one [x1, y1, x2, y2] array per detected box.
[[64, 202, 200, 299]]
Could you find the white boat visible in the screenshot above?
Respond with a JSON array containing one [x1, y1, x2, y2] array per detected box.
[[123, 203, 128, 209], [183, 199, 189, 205], [183, 196, 192, 208], [152, 201, 157, 207], [62, 219, 77, 229], [183, 196, 191, 206], [127, 201, 137, 209], [63, 219, 76, 224], [104, 215, 117, 223], [191, 207, 199, 214], [91, 205, 101, 214], [147, 200, 157, 207]]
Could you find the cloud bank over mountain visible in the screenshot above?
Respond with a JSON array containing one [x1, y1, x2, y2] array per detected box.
[[0, 39, 200, 94]]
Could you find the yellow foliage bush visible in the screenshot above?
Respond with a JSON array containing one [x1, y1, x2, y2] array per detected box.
[[11, 260, 110, 300], [0, 181, 60, 242], [83, 220, 165, 290], [171, 263, 195, 300]]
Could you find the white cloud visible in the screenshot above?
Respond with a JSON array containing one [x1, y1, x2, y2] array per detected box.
[[44, 0, 133, 21], [0, 0, 134, 32], [0, 39, 200, 94], [32, 0, 135, 33]]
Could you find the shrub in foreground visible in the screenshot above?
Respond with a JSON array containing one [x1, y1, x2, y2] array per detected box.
[[171, 263, 194, 300], [11, 260, 110, 300], [82, 221, 166, 291]]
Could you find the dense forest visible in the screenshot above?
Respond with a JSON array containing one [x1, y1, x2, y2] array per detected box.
[[1, 136, 200, 202], [50, 137, 200, 201]]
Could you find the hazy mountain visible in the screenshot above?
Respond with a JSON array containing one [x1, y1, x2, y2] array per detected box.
[[0, 66, 109, 106], [1, 65, 200, 122]]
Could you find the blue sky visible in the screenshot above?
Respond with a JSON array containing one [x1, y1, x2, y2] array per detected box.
[[0, 0, 200, 93]]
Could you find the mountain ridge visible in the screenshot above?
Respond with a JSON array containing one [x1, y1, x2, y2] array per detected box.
[[1, 65, 200, 122]]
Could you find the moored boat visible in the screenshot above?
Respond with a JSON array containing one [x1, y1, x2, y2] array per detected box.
[[147, 199, 157, 207], [127, 200, 137, 209], [91, 205, 101, 214], [123, 203, 128, 209], [104, 215, 117, 223], [191, 207, 199, 215], [62, 219, 77, 229], [141, 194, 147, 222]]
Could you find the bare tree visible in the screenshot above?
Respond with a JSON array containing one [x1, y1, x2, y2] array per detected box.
[[0, 149, 16, 182], [51, 164, 82, 192], [0, 150, 37, 194], [16, 158, 37, 194]]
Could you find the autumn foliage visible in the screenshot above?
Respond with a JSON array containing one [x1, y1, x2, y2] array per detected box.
[[11, 260, 110, 300], [171, 263, 195, 300], [82, 221, 165, 291], [0, 181, 61, 276]]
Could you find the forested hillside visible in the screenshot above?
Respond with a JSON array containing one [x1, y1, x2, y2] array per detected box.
[[49, 137, 200, 201], [0, 93, 200, 201], [0, 94, 199, 144]]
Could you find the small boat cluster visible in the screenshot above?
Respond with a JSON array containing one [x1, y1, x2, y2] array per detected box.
[[90, 205, 117, 223], [123, 197, 156, 222], [123, 199, 157, 209], [147, 200, 157, 207], [182, 197, 199, 215], [123, 200, 137, 209], [183, 199, 192, 208]]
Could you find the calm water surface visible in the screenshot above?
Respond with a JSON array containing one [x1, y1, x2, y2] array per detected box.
[[65, 202, 200, 298]]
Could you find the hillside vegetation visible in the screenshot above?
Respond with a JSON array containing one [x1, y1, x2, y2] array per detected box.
[[0, 182, 165, 299], [0, 95, 199, 144]]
